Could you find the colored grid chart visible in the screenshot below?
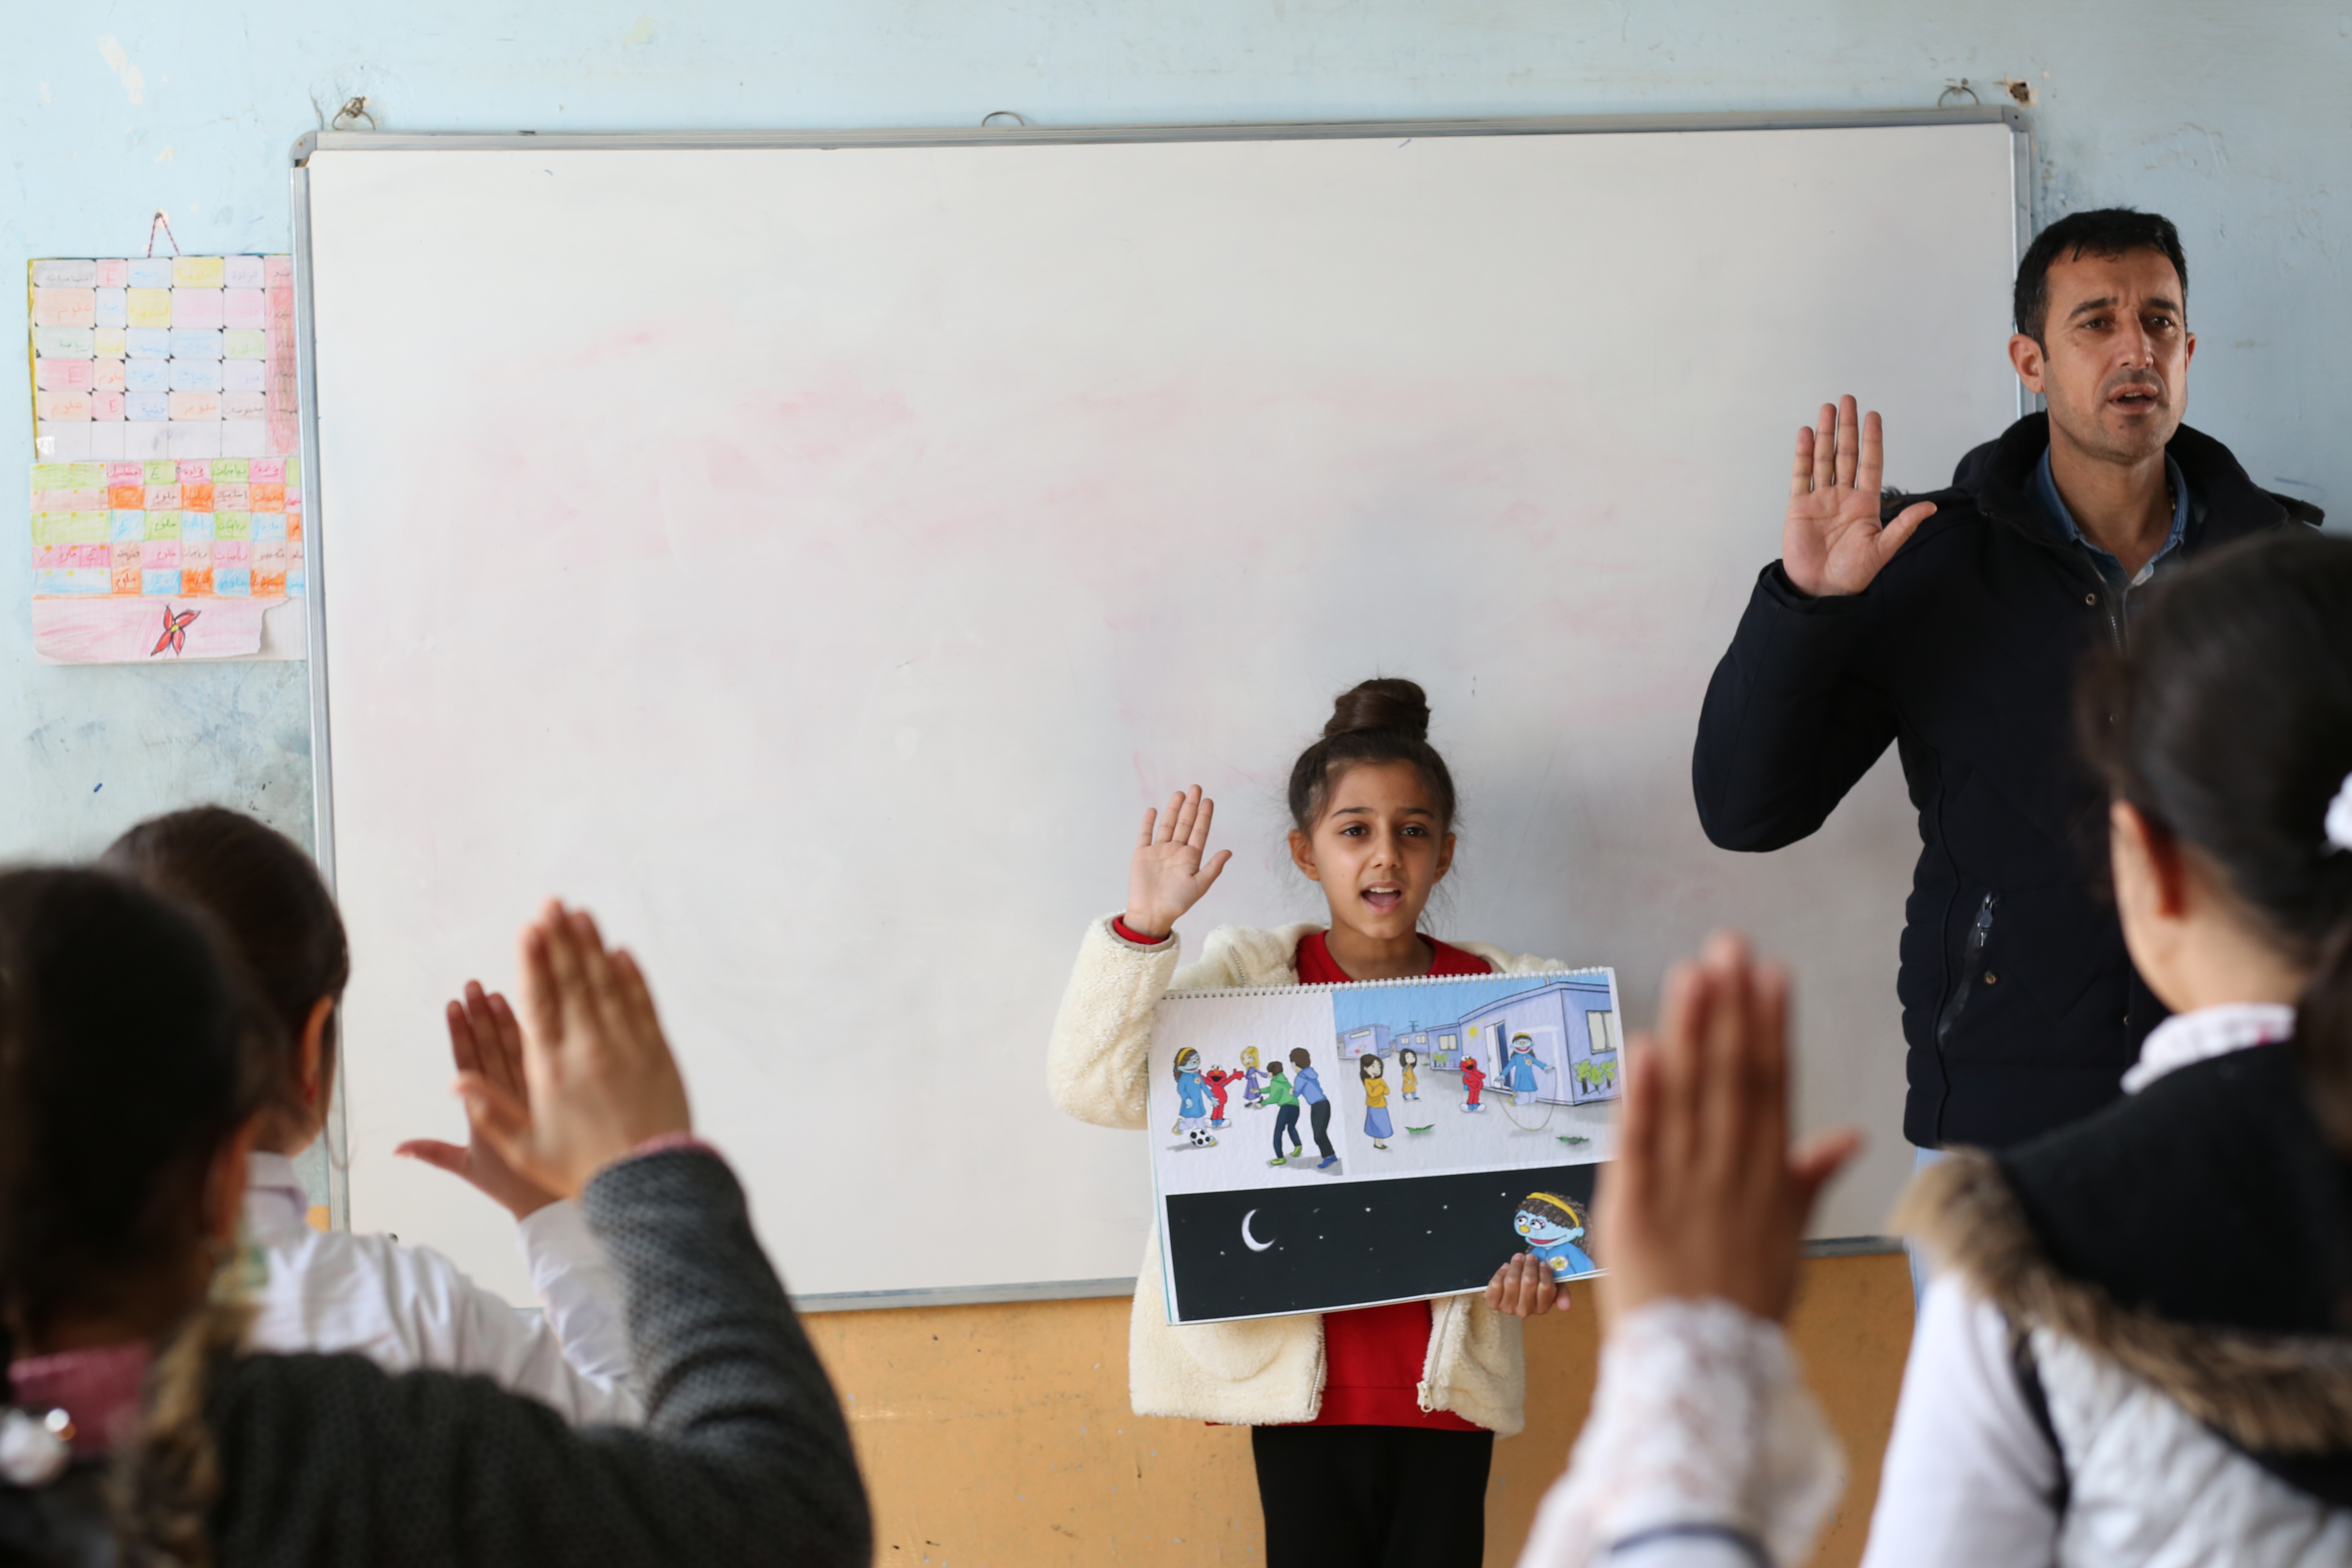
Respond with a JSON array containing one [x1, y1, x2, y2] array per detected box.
[[28, 256, 299, 461], [28, 458, 303, 662]]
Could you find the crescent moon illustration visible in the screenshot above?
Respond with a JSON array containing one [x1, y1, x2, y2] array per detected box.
[[1241, 1209, 1274, 1252]]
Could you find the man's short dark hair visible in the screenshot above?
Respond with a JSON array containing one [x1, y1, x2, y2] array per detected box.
[[2013, 208, 2188, 343]]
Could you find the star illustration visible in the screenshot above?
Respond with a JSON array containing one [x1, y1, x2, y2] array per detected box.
[[150, 604, 200, 657]]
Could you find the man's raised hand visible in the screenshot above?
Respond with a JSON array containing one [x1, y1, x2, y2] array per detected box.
[[1124, 785, 1233, 940], [1783, 395, 1938, 598]]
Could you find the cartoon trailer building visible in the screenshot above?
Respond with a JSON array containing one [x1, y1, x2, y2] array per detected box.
[[1338, 1023, 1470, 1065], [1337, 978, 1621, 1105]]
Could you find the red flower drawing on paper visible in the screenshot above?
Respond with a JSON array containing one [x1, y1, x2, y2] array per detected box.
[[151, 604, 200, 657]]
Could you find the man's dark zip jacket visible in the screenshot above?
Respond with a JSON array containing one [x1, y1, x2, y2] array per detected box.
[[1692, 413, 2320, 1148]]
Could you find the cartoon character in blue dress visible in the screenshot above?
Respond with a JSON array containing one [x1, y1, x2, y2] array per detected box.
[[1513, 1192, 1595, 1278], [1240, 1045, 1266, 1109], [1172, 1046, 1217, 1146], [1500, 1033, 1553, 1104]]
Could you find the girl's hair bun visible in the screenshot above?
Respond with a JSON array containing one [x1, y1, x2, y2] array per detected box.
[[1291, 677, 1456, 832], [1324, 678, 1431, 742]]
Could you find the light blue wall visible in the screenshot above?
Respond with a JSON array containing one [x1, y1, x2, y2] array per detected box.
[[5, 1, 2346, 860]]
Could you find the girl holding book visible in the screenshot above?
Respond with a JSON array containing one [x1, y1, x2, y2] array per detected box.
[[1048, 677, 1572, 1568]]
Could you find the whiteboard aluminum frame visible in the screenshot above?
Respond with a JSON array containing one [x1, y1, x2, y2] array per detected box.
[[290, 106, 2027, 1303]]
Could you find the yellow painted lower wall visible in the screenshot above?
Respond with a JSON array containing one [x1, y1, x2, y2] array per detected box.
[[802, 1252, 1913, 1568]]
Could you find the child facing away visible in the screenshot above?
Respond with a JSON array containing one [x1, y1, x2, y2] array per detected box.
[[1047, 677, 1575, 1568], [1516, 533, 2352, 1568], [1514, 934, 1856, 1568], [102, 807, 639, 1422], [0, 876, 869, 1567], [1864, 530, 2352, 1564]]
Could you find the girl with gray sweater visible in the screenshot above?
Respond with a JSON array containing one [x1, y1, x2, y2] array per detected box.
[[0, 873, 869, 1567]]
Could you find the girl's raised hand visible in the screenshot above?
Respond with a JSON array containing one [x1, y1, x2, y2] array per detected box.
[[1125, 785, 1233, 939], [1595, 932, 1861, 1325], [396, 981, 561, 1220], [455, 901, 693, 1200]]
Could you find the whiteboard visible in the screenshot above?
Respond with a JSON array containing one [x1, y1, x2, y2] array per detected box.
[[297, 114, 2025, 1304]]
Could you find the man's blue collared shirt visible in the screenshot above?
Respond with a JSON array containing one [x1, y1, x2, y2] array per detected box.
[[2032, 446, 2191, 593]]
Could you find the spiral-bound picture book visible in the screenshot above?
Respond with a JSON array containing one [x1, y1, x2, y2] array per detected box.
[[1149, 967, 1620, 1324]]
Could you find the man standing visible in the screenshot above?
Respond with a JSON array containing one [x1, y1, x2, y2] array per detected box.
[[1692, 209, 2318, 1170]]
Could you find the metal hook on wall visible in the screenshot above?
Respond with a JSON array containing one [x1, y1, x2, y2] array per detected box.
[[331, 94, 378, 132], [980, 110, 1029, 129], [1937, 80, 1982, 108]]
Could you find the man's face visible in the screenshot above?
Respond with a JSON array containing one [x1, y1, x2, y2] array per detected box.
[[2009, 247, 2196, 466]]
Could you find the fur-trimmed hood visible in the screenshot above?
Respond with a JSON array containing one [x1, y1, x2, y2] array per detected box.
[[1902, 1040, 2352, 1500]]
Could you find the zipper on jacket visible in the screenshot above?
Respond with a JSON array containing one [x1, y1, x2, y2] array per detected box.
[[1927, 758, 1960, 1145], [1936, 892, 1997, 1047]]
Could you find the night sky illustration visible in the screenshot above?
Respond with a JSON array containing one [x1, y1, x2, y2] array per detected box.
[[1162, 1161, 1601, 1323]]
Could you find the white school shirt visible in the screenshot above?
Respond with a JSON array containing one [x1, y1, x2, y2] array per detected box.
[[241, 1151, 646, 1425], [1860, 1002, 2302, 1568]]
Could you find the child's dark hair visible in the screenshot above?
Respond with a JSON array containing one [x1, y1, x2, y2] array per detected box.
[[0, 868, 269, 1414], [1358, 1053, 1382, 1085], [1287, 678, 1458, 834], [1399, 1046, 1417, 1067], [1289, 1047, 1312, 1068], [104, 807, 350, 1138], [2074, 531, 2352, 1138]]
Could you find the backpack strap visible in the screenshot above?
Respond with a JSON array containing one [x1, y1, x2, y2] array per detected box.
[[2009, 1321, 2072, 1518]]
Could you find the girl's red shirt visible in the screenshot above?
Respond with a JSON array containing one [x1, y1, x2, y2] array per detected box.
[[1285, 930, 1490, 1431]]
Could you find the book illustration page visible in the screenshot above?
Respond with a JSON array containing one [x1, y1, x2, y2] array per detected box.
[[1149, 969, 1619, 1324]]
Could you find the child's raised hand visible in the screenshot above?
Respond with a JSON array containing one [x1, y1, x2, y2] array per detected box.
[[396, 982, 562, 1221], [1125, 785, 1233, 939], [455, 901, 694, 1200], [1485, 1250, 1572, 1319], [1595, 932, 1862, 1325]]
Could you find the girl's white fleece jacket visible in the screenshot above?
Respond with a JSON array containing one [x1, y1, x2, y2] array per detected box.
[[1046, 913, 1567, 1434]]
